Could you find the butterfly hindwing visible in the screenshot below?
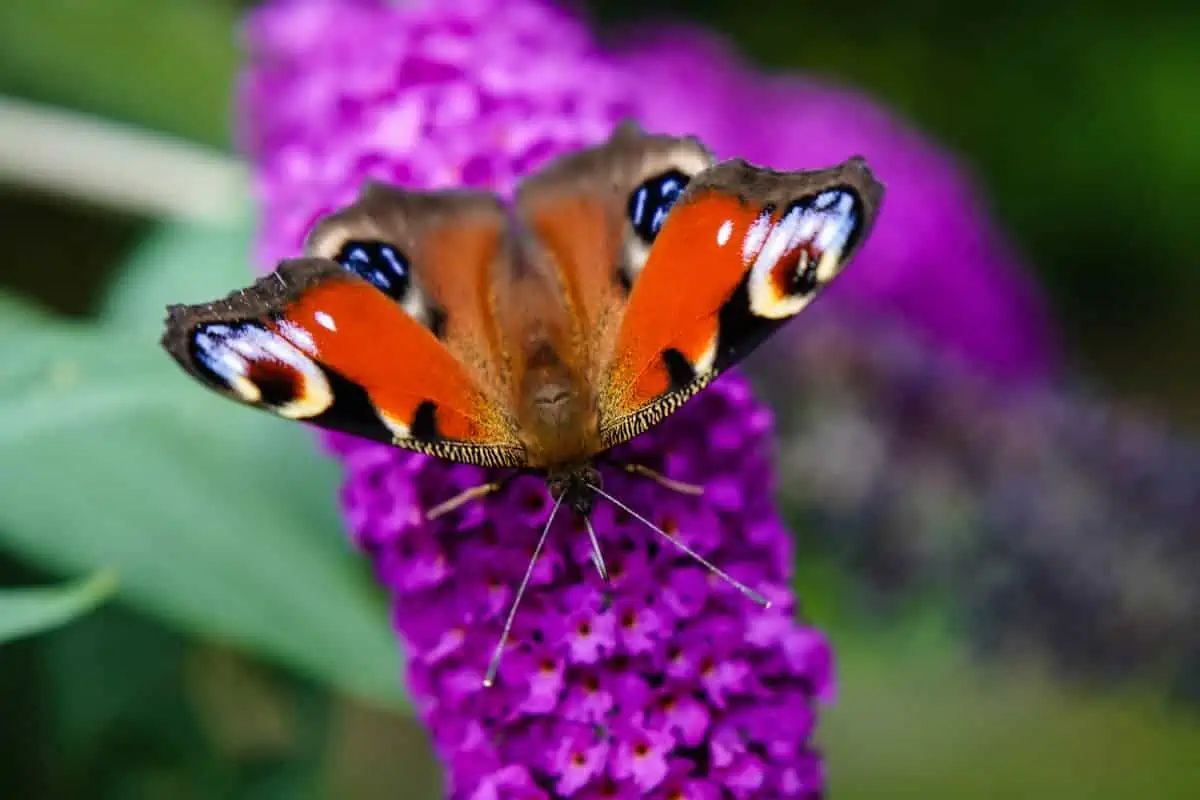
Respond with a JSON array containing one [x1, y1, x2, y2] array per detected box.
[[161, 258, 526, 468], [598, 156, 885, 447]]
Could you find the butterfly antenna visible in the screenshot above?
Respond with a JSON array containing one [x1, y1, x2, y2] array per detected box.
[[582, 514, 609, 581], [483, 494, 564, 688], [586, 482, 771, 609]]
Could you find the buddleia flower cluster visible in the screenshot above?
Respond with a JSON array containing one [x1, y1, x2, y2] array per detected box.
[[329, 377, 830, 797]]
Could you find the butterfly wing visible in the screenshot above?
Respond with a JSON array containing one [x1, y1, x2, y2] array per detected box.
[[162, 258, 526, 468], [514, 121, 715, 391], [598, 156, 885, 447], [305, 184, 516, 408]]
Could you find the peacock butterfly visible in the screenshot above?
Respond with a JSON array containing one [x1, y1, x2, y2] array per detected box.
[[162, 122, 883, 682]]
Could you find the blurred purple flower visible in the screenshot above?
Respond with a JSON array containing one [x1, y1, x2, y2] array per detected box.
[[764, 308, 1200, 698], [242, 0, 635, 263]]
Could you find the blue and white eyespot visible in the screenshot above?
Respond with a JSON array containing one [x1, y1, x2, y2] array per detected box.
[[335, 240, 411, 301], [627, 169, 690, 244], [745, 186, 864, 320], [190, 322, 333, 418]]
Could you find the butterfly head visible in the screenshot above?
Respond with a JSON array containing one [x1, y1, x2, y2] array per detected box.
[[546, 462, 601, 517]]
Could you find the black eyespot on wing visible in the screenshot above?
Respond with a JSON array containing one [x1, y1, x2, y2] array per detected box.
[[248, 361, 303, 407], [427, 306, 448, 340], [334, 240, 411, 301], [661, 348, 697, 391], [627, 169, 690, 244], [411, 400, 440, 441], [187, 321, 311, 407], [184, 319, 337, 420], [614, 265, 634, 293], [182, 319, 397, 441], [769, 188, 864, 302]]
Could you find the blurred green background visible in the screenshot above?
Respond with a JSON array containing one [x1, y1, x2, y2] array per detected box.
[[0, 0, 1197, 798]]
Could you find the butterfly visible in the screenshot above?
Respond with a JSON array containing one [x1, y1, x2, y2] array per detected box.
[[162, 122, 883, 682]]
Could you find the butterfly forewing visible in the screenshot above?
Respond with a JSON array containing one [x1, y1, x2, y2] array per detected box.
[[598, 156, 884, 448], [161, 258, 527, 468]]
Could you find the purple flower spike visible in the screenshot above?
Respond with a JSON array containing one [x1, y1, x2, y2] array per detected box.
[[334, 371, 833, 798]]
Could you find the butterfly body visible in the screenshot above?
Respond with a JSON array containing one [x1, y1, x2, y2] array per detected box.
[[163, 122, 883, 517]]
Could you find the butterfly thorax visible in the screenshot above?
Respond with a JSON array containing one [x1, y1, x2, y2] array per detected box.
[[516, 342, 603, 471]]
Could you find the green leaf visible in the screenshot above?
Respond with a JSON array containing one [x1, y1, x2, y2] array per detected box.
[[0, 0, 238, 148], [0, 290, 406, 710], [0, 290, 55, 330], [36, 601, 338, 799], [0, 570, 117, 644]]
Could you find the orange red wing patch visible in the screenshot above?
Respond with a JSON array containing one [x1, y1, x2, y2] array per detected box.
[[603, 193, 757, 411], [304, 184, 516, 407], [513, 124, 714, 389]]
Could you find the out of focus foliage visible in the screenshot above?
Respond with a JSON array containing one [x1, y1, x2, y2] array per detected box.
[[1, 0, 1198, 799], [0, 570, 116, 645]]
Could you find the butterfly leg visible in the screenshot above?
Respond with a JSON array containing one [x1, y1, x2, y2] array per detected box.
[[426, 477, 508, 520], [622, 462, 704, 497]]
